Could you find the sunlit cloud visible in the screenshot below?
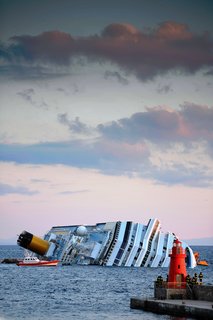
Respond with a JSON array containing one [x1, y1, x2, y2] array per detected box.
[[1, 21, 213, 80], [98, 103, 213, 143]]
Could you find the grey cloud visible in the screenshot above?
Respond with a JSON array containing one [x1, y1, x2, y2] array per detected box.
[[17, 88, 48, 109], [0, 62, 70, 80], [17, 88, 35, 103], [0, 183, 38, 196], [31, 178, 50, 183], [181, 102, 213, 134], [56, 87, 65, 92], [98, 110, 180, 143], [56, 84, 80, 95], [57, 104, 213, 150], [150, 163, 213, 188], [104, 71, 129, 85], [205, 68, 213, 76], [98, 104, 213, 143], [58, 189, 89, 195], [0, 141, 212, 188], [58, 113, 93, 135], [157, 84, 173, 94]]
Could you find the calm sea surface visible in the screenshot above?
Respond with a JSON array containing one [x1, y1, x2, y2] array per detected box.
[[0, 245, 212, 320]]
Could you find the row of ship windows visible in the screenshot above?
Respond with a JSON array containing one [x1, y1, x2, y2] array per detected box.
[[61, 222, 170, 266]]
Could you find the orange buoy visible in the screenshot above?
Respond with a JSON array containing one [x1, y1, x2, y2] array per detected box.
[[168, 239, 187, 287]]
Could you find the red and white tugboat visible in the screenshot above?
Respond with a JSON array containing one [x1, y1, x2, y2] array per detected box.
[[17, 256, 59, 267]]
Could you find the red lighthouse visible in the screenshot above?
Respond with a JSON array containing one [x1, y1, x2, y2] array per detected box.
[[168, 239, 187, 288]]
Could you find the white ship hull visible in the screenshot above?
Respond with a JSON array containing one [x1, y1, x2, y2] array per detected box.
[[43, 219, 196, 268]]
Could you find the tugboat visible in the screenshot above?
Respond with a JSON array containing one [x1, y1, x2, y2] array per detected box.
[[17, 256, 59, 267]]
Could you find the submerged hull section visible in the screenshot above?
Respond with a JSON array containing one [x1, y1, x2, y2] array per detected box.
[[42, 219, 196, 268]]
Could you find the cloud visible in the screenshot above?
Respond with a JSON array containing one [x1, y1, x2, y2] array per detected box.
[[58, 113, 93, 135], [0, 183, 38, 196], [0, 103, 212, 187], [17, 88, 48, 109], [0, 138, 150, 174], [149, 162, 213, 188], [180, 103, 213, 140], [104, 71, 129, 85], [10, 31, 74, 64], [155, 21, 192, 40], [0, 140, 211, 187], [102, 23, 140, 38], [58, 189, 89, 195], [58, 103, 213, 158], [31, 178, 50, 183], [1, 21, 213, 80], [205, 68, 213, 76], [93, 139, 150, 176], [157, 84, 173, 94], [17, 88, 35, 103], [57, 103, 213, 145], [98, 103, 213, 143], [0, 141, 100, 168], [0, 64, 70, 80]]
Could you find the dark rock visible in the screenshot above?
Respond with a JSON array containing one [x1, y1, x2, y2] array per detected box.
[[1, 258, 20, 264]]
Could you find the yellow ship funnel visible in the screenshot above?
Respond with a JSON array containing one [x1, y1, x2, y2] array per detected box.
[[17, 231, 50, 256]]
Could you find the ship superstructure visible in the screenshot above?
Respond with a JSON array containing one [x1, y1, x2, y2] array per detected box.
[[34, 218, 196, 268]]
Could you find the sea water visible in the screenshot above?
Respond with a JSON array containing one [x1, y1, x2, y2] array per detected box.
[[0, 245, 212, 320]]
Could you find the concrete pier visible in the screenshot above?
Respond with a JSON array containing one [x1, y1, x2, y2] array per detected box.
[[130, 297, 213, 319], [130, 240, 213, 319], [130, 284, 213, 319]]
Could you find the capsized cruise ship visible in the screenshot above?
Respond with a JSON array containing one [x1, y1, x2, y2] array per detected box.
[[17, 218, 196, 268]]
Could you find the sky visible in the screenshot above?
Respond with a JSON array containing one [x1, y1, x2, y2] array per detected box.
[[0, 0, 213, 243]]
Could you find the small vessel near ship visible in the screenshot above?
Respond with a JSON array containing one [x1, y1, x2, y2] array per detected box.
[[194, 251, 209, 266], [197, 260, 208, 266], [17, 256, 59, 267]]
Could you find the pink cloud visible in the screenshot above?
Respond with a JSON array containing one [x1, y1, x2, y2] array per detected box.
[[156, 21, 192, 40], [102, 23, 140, 38], [4, 21, 213, 80]]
